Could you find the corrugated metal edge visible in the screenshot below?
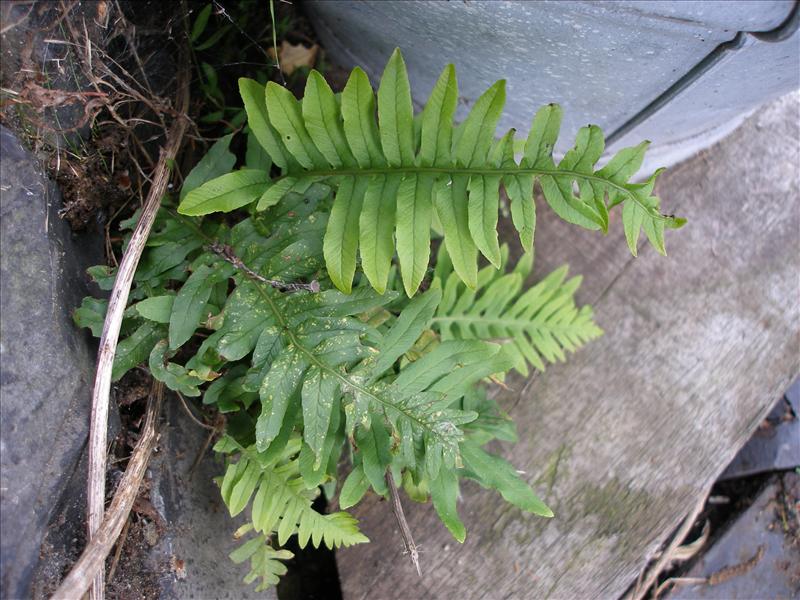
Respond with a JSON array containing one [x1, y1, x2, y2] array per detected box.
[[606, 0, 800, 145]]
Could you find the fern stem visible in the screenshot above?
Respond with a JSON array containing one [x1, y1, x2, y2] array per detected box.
[[386, 472, 422, 577], [209, 241, 320, 292], [430, 315, 586, 332], [272, 166, 667, 221]]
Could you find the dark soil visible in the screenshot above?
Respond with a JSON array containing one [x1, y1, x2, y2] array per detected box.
[[31, 368, 164, 599], [103, 517, 163, 600], [1, 0, 180, 233], [103, 369, 167, 600]]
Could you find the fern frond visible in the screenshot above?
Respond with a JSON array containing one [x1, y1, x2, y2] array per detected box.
[[219, 439, 365, 592], [78, 178, 560, 568], [220, 446, 368, 548], [238, 276, 500, 475], [174, 217, 501, 483], [461, 385, 517, 445], [432, 245, 602, 376], [179, 49, 684, 296], [229, 534, 293, 593]]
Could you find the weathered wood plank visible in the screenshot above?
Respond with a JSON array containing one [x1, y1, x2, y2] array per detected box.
[[336, 94, 800, 599]]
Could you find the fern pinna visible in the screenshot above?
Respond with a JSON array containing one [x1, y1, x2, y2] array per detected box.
[[73, 49, 682, 592], [179, 48, 683, 297]]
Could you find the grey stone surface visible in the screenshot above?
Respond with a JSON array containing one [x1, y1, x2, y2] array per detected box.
[[670, 473, 800, 599], [145, 398, 276, 600], [30, 443, 92, 599], [305, 0, 799, 176], [0, 126, 103, 598], [720, 378, 800, 480]]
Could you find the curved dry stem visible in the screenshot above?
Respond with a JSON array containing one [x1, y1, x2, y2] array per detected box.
[[82, 53, 190, 600]]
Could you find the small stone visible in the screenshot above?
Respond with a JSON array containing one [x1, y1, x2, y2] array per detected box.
[[143, 521, 159, 546]]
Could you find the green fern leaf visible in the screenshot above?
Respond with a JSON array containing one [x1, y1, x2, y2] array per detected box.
[[301, 367, 340, 468], [180, 133, 236, 200], [230, 535, 293, 593], [296, 507, 368, 549], [178, 169, 271, 216], [460, 439, 552, 517], [461, 385, 517, 445], [303, 71, 355, 168], [355, 418, 393, 495], [238, 78, 295, 170], [419, 63, 458, 168], [431, 245, 602, 376], [430, 468, 465, 543], [134, 296, 174, 323], [339, 464, 370, 509], [323, 176, 368, 293], [370, 285, 441, 378], [179, 49, 683, 296], [220, 440, 365, 592], [169, 263, 228, 349], [378, 49, 415, 166], [148, 340, 204, 397], [266, 81, 328, 170], [73, 297, 109, 337], [395, 173, 435, 296], [221, 447, 368, 549], [359, 174, 401, 293], [342, 66, 385, 168], [112, 321, 163, 381]]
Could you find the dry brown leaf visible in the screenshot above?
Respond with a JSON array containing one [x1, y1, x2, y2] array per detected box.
[[268, 40, 319, 75], [170, 555, 187, 580]]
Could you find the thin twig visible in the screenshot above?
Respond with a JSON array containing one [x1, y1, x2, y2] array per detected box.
[[188, 427, 218, 479], [52, 381, 164, 599], [208, 242, 320, 293], [106, 516, 131, 583], [175, 390, 216, 431], [385, 472, 422, 577], [653, 577, 707, 598], [83, 53, 190, 600], [653, 544, 765, 598]]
